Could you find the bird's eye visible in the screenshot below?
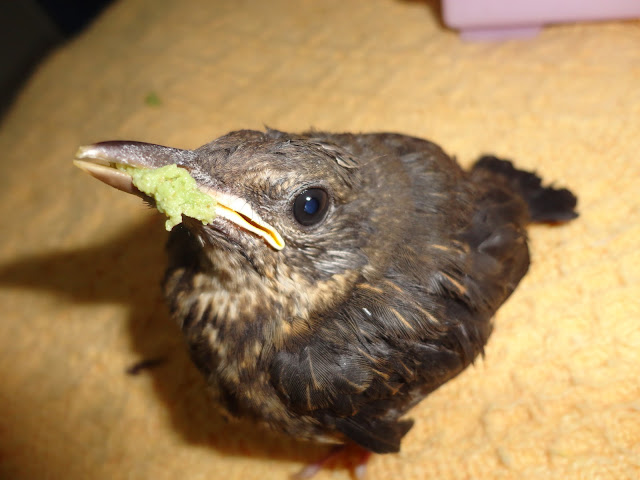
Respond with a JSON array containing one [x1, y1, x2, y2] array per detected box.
[[292, 188, 329, 226]]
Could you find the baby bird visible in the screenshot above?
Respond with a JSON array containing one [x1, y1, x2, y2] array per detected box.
[[74, 129, 577, 474]]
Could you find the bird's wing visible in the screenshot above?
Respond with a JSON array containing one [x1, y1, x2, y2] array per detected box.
[[268, 273, 486, 453]]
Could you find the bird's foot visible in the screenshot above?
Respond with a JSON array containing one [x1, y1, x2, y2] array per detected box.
[[291, 444, 372, 480]]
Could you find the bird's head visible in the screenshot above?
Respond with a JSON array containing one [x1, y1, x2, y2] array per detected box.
[[74, 129, 410, 333]]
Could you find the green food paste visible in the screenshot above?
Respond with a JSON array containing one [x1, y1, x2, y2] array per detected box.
[[118, 164, 216, 230]]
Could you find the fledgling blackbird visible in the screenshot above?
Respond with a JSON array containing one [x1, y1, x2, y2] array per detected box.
[[74, 129, 577, 472]]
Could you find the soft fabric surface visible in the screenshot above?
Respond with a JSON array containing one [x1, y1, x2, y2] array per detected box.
[[0, 1, 638, 478]]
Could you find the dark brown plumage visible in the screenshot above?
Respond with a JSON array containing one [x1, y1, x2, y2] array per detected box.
[[74, 129, 577, 459]]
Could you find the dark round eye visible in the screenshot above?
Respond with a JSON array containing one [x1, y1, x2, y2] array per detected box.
[[293, 188, 329, 226]]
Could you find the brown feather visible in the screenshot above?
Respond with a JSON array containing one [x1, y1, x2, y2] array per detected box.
[[79, 129, 578, 453]]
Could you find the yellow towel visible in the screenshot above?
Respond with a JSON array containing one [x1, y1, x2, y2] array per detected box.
[[0, 1, 638, 479]]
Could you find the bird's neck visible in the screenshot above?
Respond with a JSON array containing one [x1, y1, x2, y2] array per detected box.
[[164, 246, 359, 359]]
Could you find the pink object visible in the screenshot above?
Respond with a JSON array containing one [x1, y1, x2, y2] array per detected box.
[[441, 0, 640, 40]]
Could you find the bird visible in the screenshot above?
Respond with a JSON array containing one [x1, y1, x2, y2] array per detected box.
[[74, 129, 578, 476]]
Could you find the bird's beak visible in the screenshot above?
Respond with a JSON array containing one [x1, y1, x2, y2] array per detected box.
[[74, 141, 285, 250], [73, 141, 194, 196]]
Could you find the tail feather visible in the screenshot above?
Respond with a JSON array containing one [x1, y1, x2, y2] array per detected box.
[[472, 156, 578, 223]]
